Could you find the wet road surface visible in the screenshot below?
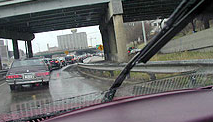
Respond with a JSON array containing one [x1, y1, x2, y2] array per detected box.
[[0, 64, 112, 113]]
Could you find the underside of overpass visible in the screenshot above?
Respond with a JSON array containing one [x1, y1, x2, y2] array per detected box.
[[0, 0, 181, 62]]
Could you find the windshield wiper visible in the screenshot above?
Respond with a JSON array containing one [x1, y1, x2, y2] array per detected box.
[[102, 0, 212, 102]]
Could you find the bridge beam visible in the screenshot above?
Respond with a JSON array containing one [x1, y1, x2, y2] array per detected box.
[[0, 29, 35, 41], [99, 0, 128, 62]]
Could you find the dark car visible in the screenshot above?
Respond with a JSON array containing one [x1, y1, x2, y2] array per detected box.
[[59, 57, 66, 66], [77, 55, 84, 63], [65, 56, 76, 64], [6, 58, 50, 90], [49, 59, 61, 69], [42, 58, 52, 71]]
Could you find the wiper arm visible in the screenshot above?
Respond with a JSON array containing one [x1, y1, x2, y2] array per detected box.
[[102, 0, 212, 102]]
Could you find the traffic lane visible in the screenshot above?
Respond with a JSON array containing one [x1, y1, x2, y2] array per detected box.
[[0, 79, 51, 113], [0, 81, 13, 113], [49, 65, 112, 100], [0, 65, 112, 113]]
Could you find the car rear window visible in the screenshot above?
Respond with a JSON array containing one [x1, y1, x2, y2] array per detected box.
[[43, 60, 48, 63], [12, 59, 45, 68], [51, 59, 57, 61], [65, 56, 74, 60]]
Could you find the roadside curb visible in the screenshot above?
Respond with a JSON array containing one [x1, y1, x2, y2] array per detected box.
[[63, 64, 140, 84]]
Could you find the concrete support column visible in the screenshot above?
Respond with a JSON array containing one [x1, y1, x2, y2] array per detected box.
[[107, 20, 118, 61], [27, 41, 33, 58], [99, 26, 111, 60], [99, 0, 128, 62], [101, 14, 128, 62], [112, 15, 128, 62], [12, 39, 20, 59]]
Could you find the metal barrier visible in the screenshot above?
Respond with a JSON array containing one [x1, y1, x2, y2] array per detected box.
[[0, 70, 7, 75], [0, 73, 212, 122], [0, 70, 7, 81], [78, 59, 213, 74]]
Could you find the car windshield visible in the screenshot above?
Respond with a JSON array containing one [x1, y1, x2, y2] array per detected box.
[[12, 59, 45, 68], [59, 57, 65, 60], [0, 0, 212, 122]]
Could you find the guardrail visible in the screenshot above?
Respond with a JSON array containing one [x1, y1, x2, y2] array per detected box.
[[77, 59, 213, 81], [0, 70, 7, 75], [0, 73, 212, 122], [0, 69, 7, 81]]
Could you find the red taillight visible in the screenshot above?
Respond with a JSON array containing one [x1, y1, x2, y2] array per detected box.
[[71, 59, 74, 61], [6, 75, 22, 79], [55, 61, 59, 63], [50, 61, 54, 63], [36, 72, 50, 77]]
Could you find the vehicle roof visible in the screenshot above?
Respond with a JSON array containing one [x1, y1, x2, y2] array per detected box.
[[14, 58, 42, 61], [43, 58, 51, 60]]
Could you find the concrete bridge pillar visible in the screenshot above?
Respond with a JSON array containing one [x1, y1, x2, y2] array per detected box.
[[99, 0, 128, 63], [112, 15, 128, 62], [27, 41, 33, 58], [12, 39, 20, 59], [0, 29, 35, 59], [99, 26, 111, 60]]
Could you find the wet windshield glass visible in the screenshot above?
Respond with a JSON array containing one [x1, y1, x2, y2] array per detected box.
[[0, 0, 212, 121]]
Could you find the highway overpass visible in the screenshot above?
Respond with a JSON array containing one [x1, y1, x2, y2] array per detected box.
[[0, 0, 181, 62]]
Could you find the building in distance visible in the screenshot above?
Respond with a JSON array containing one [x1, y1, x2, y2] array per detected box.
[[57, 31, 88, 50]]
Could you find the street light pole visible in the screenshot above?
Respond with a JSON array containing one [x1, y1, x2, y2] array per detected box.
[[90, 38, 93, 47], [142, 21, 147, 45], [5, 39, 9, 60], [89, 37, 96, 47]]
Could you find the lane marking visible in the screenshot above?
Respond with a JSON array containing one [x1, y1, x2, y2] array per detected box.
[[0, 82, 6, 87]]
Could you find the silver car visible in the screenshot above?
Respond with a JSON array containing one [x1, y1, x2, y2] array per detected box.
[[6, 58, 50, 90]]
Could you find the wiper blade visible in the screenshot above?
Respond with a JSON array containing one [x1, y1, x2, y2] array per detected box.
[[102, 0, 212, 102]]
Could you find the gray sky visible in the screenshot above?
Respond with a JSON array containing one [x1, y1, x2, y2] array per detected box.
[[5, 25, 102, 53]]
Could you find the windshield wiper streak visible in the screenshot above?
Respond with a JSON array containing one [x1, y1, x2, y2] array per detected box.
[[102, 0, 212, 102]]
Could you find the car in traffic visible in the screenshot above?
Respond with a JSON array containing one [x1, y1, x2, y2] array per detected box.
[[6, 58, 50, 90], [49, 59, 61, 69], [58, 57, 67, 66], [65, 55, 76, 64], [76, 55, 84, 63], [130, 48, 141, 54], [42, 58, 52, 71]]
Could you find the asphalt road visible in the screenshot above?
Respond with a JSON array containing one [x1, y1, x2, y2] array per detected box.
[[0, 64, 112, 114]]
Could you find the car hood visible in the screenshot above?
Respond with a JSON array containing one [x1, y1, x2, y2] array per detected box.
[[7, 66, 47, 75]]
